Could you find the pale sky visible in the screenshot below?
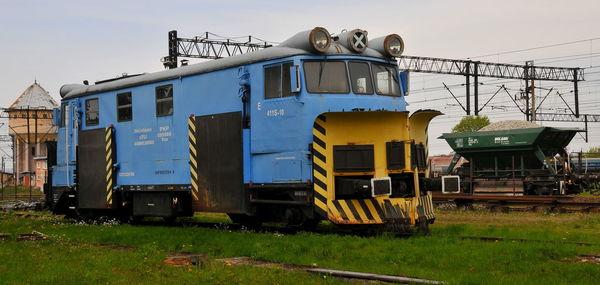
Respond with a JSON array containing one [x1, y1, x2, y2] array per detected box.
[[1, 0, 599, 159]]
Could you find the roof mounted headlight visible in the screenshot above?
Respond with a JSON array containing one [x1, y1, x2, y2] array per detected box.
[[370, 34, 404, 57], [384, 34, 404, 57], [309, 27, 331, 53]]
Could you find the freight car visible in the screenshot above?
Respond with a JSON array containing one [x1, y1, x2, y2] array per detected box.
[[45, 27, 440, 231], [432, 121, 584, 196]]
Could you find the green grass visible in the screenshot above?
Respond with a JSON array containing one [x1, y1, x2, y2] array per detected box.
[[1, 210, 599, 284]]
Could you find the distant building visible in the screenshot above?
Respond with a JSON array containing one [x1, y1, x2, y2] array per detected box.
[[428, 154, 466, 177], [0, 171, 14, 184], [7, 81, 58, 188]]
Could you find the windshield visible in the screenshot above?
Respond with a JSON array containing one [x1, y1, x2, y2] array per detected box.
[[348, 62, 374, 95], [372, 63, 401, 96], [303, 61, 349, 93]]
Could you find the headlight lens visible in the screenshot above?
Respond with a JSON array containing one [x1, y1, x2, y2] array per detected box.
[[310, 27, 331, 53], [384, 34, 404, 57]]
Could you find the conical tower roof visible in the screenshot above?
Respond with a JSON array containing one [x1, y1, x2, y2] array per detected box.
[[9, 81, 58, 110]]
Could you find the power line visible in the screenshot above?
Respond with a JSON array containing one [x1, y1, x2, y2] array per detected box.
[[467, 37, 600, 59]]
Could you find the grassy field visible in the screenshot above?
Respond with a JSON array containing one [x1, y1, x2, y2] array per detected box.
[[0, 210, 599, 284]]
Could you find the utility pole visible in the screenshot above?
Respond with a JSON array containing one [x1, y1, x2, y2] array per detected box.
[[465, 63, 471, 115], [13, 135, 16, 199], [526, 61, 536, 122], [34, 109, 38, 191], [474, 61, 480, 116], [1, 156, 3, 200]]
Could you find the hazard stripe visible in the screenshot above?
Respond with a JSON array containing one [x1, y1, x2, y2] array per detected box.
[[313, 164, 327, 179], [331, 200, 349, 220], [312, 141, 326, 157], [350, 200, 369, 221], [344, 200, 361, 221], [105, 127, 113, 206], [188, 131, 196, 143], [314, 185, 327, 199], [314, 188, 327, 205], [363, 200, 380, 221], [314, 195, 327, 209], [188, 116, 199, 201], [188, 119, 196, 131], [327, 200, 342, 219], [338, 200, 356, 221], [357, 200, 375, 220], [190, 155, 197, 168], [313, 167, 327, 181], [313, 135, 326, 149], [312, 114, 328, 218], [313, 149, 326, 163], [189, 142, 197, 156], [313, 123, 326, 136], [369, 199, 385, 219]]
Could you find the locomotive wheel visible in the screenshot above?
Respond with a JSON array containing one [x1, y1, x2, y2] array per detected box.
[[163, 217, 177, 225], [299, 219, 320, 231], [128, 216, 144, 225]]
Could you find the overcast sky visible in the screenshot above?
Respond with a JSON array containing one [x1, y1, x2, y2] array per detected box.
[[1, 0, 599, 156]]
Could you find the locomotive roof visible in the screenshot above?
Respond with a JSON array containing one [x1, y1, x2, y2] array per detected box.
[[60, 32, 390, 100]]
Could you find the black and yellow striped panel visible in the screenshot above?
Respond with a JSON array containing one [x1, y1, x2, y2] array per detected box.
[[418, 192, 435, 220], [312, 115, 328, 218], [188, 116, 199, 201], [105, 127, 114, 206], [328, 199, 389, 224]]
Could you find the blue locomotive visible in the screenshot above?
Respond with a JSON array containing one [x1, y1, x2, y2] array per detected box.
[[45, 27, 440, 230]]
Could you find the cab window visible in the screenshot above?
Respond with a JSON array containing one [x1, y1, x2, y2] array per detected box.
[[372, 63, 401, 96], [303, 61, 349, 94], [156, 84, 173, 117], [348, 62, 374, 95], [264, 62, 294, 99], [117, 92, 133, 122], [85, 98, 99, 126]]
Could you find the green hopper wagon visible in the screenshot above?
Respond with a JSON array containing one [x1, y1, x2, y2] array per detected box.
[[440, 125, 579, 195]]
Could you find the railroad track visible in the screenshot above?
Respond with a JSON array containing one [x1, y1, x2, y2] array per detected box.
[[432, 193, 600, 213], [0, 194, 44, 200]]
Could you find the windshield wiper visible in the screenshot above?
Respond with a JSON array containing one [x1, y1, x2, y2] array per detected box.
[[317, 58, 327, 88]]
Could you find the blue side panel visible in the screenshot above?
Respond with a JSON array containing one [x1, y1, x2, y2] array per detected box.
[[72, 67, 244, 187], [52, 100, 80, 187], [252, 151, 311, 183]]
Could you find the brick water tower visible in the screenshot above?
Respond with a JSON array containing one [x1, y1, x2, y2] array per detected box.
[[7, 81, 58, 189]]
